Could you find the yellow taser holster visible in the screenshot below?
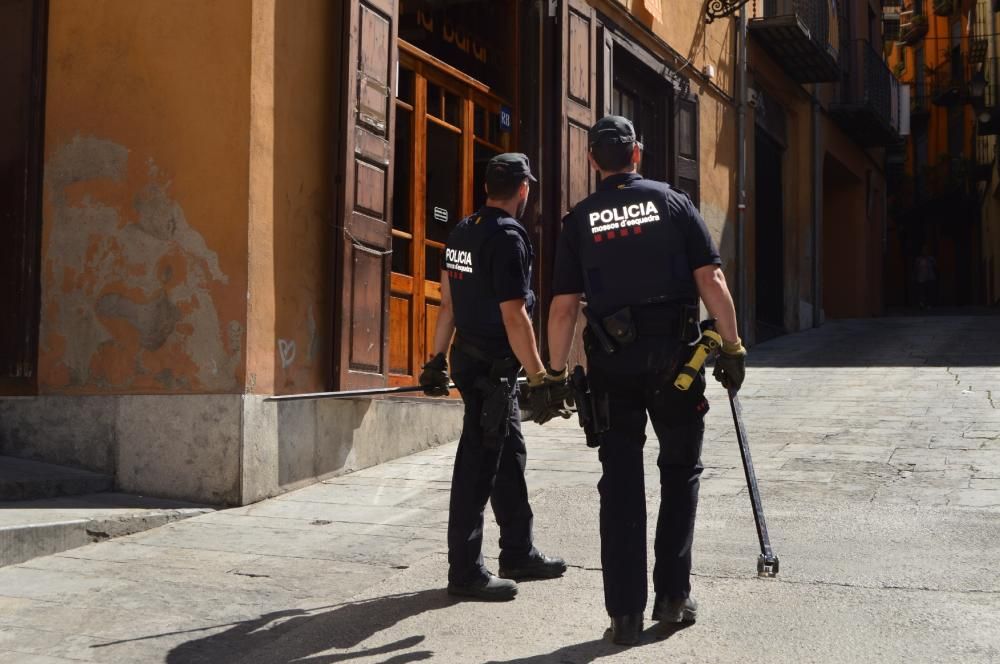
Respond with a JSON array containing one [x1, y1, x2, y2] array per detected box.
[[673, 326, 722, 391]]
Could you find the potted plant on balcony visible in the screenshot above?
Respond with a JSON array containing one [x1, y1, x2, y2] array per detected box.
[[901, 14, 929, 45], [933, 0, 954, 17]]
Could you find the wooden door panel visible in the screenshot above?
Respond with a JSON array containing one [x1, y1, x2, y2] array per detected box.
[[388, 295, 412, 374], [562, 0, 597, 211], [334, 0, 398, 389]]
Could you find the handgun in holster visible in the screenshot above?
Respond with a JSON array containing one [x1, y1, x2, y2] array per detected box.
[[475, 374, 515, 450], [582, 306, 619, 355], [673, 320, 723, 391], [570, 366, 610, 448]]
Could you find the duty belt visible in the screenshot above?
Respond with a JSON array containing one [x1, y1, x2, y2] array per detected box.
[[453, 335, 518, 372]]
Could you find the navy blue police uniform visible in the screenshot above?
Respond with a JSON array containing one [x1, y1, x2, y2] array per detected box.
[[444, 205, 540, 587], [552, 167, 721, 619]]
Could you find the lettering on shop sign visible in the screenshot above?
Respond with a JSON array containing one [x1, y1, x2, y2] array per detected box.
[[588, 201, 661, 243], [416, 10, 488, 64]]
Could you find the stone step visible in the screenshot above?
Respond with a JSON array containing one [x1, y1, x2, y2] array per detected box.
[[0, 492, 213, 567], [0, 455, 113, 501]]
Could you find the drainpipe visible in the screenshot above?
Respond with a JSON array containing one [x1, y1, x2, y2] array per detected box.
[[736, 2, 749, 337], [812, 89, 822, 329]]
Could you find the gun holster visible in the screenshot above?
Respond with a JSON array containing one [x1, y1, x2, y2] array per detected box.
[[570, 366, 610, 448], [475, 368, 516, 451]]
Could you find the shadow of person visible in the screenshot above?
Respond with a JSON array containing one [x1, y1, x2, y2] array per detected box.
[[482, 621, 693, 664], [160, 589, 451, 664]]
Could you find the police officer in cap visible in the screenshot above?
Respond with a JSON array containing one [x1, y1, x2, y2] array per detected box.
[[420, 153, 569, 601], [543, 117, 746, 643]]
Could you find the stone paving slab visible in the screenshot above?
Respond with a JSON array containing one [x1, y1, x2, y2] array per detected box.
[[0, 316, 998, 663]]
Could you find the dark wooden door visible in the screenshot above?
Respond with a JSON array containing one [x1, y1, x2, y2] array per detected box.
[[559, 0, 598, 215], [333, 0, 398, 390], [556, 0, 598, 369], [0, 0, 46, 387]]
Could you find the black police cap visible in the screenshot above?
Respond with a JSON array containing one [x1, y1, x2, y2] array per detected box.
[[588, 115, 637, 147], [485, 153, 537, 187]]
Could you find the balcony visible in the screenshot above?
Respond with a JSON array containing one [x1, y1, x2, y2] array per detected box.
[[749, 0, 840, 83], [830, 39, 902, 147], [931, 59, 965, 106], [899, 11, 928, 45]]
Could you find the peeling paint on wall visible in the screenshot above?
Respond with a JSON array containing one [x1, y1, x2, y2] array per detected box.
[[41, 135, 242, 392]]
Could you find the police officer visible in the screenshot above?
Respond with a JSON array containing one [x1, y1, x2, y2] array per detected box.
[[544, 117, 746, 644], [419, 153, 568, 601]]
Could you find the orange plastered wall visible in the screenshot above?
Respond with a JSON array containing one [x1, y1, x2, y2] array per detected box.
[[38, 0, 252, 394]]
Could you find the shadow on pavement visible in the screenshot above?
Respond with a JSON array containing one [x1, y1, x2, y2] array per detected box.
[[743, 315, 1000, 368], [98, 589, 450, 664], [483, 622, 692, 663]]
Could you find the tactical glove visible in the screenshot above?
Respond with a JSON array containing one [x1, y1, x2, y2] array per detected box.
[[419, 353, 450, 397], [713, 339, 746, 392], [527, 366, 572, 425]]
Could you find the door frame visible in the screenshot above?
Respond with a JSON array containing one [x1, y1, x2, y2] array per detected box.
[[388, 40, 517, 385]]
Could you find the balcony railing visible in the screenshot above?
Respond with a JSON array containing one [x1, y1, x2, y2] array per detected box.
[[931, 56, 966, 106], [749, 0, 840, 83], [830, 39, 902, 146]]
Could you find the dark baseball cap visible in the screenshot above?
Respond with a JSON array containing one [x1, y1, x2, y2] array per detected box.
[[588, 115, 637, 146], [485, 152, 537, 187]]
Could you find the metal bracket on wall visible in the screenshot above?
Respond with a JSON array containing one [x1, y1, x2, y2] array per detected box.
[[705, 0, 751, 24]]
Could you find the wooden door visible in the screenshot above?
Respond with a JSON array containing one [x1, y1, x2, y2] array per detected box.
[[556, 0, 599, 370], [0, 0, 47, 388], [559, 0, 598, 214], [333, 0, 398, 390], [388, 43, 513, 386]]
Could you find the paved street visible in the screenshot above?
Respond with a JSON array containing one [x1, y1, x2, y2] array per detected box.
[[1, 316, 999, 663]]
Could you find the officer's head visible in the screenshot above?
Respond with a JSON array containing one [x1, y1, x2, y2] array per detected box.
[[484, 153, 536, 219], [588, 116, 642, 176]]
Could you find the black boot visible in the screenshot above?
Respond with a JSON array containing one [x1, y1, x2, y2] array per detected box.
[[498, 552, 567, 580], [447, 573, 518, 601], [651, 594, 697, 623], [607, 613, 643, 645]]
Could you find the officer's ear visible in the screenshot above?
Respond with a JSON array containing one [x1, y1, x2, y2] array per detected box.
[[587, 150, 600, 173], [519, 179, 530, 199], [631, 142, 642, 166]]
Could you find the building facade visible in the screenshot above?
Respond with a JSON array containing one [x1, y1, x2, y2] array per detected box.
[[885, 0, 994, 307], [0, 0, 900, 504]]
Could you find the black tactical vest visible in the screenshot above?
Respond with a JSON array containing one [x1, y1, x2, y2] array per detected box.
[[445, 207, 535, 354], [568, 173, 698, 316]]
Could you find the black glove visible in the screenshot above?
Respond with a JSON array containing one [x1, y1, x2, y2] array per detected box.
[[419, 353, 450, 397], [527, 367, 572, 425], [713, 339, 746, 392]]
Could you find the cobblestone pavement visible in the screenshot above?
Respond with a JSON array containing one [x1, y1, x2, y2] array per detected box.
[[0, 316, 998, 663]]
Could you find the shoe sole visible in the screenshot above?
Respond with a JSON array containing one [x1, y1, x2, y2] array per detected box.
[[651, 607, 697, 624], [498, 565, 568, 580], [447, 586, 517, 601]]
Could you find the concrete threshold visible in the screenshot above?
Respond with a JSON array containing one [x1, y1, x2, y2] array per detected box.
[[0, 492, 213, 567]]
